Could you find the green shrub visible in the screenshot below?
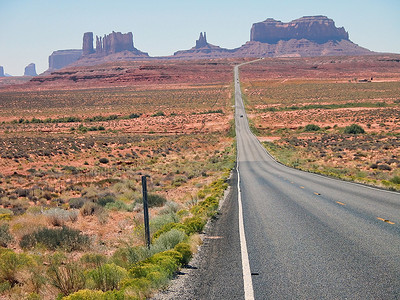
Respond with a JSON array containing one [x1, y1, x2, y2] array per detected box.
[[0, 250, 31, 287], [344, 124, 365, 134], [152, 223, 190, 241], [86, 263, 128, 291], [183, 217, 206, 234], [19, 226, 90, 251], [97, 195, 115, 207], [63, 289, 125, 300], [152, 229, 187, 252], [390, 176, 400, 184], [137, 193, 167, 208], [0, 224, 14, 247], [44, 208, 78, 226], [99, 158, 109, 164], [174, 243, 192, 265], [47, 261, 86, 296], [304, 124, 321, 132], [110, 246, 150, 269], [105, 200, 131, 212], [80, 253, 107, 269]]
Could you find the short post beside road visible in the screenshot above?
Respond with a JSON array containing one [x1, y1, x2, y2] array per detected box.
[[141, 175, 151, 249]]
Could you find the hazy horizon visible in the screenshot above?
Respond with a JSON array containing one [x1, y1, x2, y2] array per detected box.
[[1, 0, 399, 76]]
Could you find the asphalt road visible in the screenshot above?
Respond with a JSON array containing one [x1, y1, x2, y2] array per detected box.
[[154, 63, 400, 300]]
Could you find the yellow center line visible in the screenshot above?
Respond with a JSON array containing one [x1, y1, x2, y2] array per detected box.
[[336, 201, 346, 206], [377, 217, 395, 225]]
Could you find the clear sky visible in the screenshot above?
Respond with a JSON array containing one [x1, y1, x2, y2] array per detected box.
[[0, 0, 399, 75]]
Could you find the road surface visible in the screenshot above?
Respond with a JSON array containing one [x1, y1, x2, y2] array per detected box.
[[154, 62, 400, 300]]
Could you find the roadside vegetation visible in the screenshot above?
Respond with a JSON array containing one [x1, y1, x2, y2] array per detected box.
[[0, 74, 236, 298]]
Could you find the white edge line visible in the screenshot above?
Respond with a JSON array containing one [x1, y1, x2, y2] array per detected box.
[[237, 165, 255, 300]]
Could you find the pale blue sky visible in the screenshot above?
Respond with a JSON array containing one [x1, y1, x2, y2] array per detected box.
[[0, 0, 399, 75]]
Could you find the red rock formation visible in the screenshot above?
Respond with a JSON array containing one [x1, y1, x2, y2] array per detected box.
[[48, 50, 82, 71], [196, 32, 208, 48], [0, 66, 4, 77], [95, 31, 135, 55], [251, 16, 349, 44], [24, 63, 37, 76], [82, 32, 94, 55]]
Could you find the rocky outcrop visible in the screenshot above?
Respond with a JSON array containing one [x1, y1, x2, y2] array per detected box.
[[174, 32, 233, 58], [196, 32, 208, 48], [82, 32, 95, 55], [48, 50, 82, 71], [251, 16, 349, 44], [95, 31, 135, 55], [24, 63, 37, 76], [0, 66, 4, 77]]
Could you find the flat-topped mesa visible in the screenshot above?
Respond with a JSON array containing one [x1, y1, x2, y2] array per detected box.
[[95, 31, 135, 55], [196, 32, 208, 48], [251, 16, 349, 44]]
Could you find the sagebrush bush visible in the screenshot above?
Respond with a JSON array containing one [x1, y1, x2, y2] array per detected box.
[[80, 253, 107, 269], [19, 226, 90, 251], [80, 201, 102, 216], [137, 193, 167, 208], [0, 224, 14, 247], [152, 229, 187, 253], [111, 246, 151, 269], [0, 250, 31, 287], [174, 242, 192, 265], [69, 197, 88, 209], [44, 208, 78, 226], [344, 124, 365, 134], [86, 263, 128, 291], [47, 261, 86, 296], [390, 176, 400, 184], [304, 124, 321, 132]]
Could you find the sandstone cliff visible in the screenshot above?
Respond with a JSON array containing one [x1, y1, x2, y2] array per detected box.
[[251, 16, 349, 44], [48, 50, 82, 71], [24, 63, 37, 76]]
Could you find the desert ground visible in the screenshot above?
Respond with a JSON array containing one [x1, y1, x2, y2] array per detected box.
[[239, 54, 400, 189], [0, 59, 237, 298]]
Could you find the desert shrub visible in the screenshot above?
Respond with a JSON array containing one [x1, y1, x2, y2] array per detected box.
[[105, 200, 131, 212], [99, 158, 109, 164], [0, 224, 14, 247], [137, 193, 167, 208], [0, 250, 31, 287], [0, 208, 13, 221], [80, 201, 102, 216], [80, 253, 107, 269], [47, 260, 86, 296], [44, 208, 78, 226], [69, 197, 88, 209], [97, 195, 116, 207], [183, 216, 207, 234], [86, 263, 128, 291], [151, 111, 165, 117], [111, 246, 151, 269], [370, 163, 378, 169], [19, 226, 90, 251], [63, 289, 124, 300], [390, 176, 400, 184], [128, 113, 140, 119], [304, 124, 321, 132], [152, 229, 187, 253], [152, 223, 190, 241], [378, 164, 392, 171], [344, 124, 365, 134], [174, 242, 192, 265]]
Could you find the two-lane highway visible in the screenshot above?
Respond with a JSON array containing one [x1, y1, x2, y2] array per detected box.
[[235, 63, 400, 299], [154, 63, 400, 300]]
